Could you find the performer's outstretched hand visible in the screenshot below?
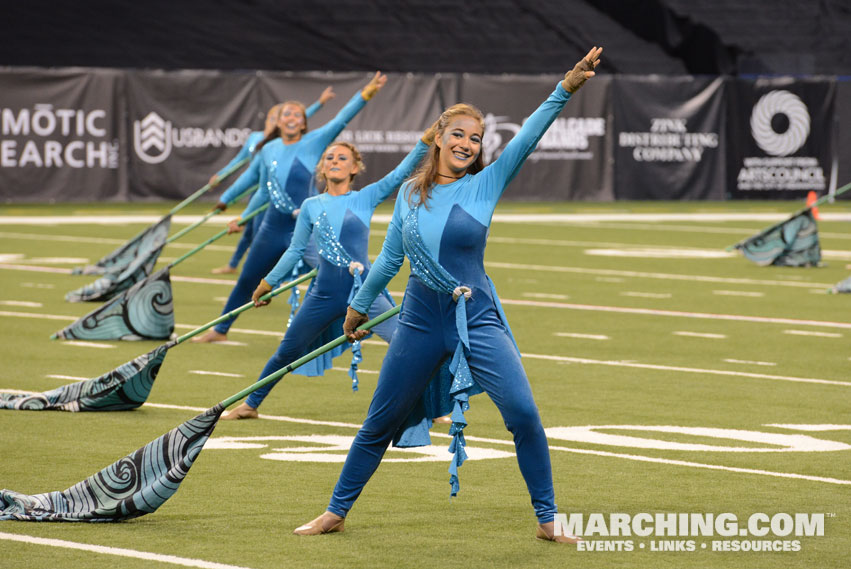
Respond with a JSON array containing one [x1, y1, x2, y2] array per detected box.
[[361, 72, 387, 101], [252, 279, 273, 307], [319, 86, 336, 105], [421, 119, 439, 146], [343, 306, 370, 343], [562, 46, 603, 94]]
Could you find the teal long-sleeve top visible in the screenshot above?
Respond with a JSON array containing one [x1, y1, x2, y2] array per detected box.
[[264, 139, 430, 287], [350, 82, 573, 313]]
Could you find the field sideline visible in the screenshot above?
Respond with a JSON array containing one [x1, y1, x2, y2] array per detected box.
[[0, 200, 849, 569]]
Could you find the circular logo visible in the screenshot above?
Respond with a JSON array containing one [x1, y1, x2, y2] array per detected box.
[[750, 90, 810, 156]]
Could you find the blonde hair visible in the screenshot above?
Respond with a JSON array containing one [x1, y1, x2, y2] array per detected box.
[[315, 141, 366, 191], [256, 101, 309, 152], [407, 103, 486, 208]]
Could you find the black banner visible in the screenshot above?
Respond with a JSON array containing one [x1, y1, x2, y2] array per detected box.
[[727, 78, 837, 199], [459, 75, 613, 201], [0, 68, 124, 203], [125, 70, 260, 201], [612, 76, 726, 200]]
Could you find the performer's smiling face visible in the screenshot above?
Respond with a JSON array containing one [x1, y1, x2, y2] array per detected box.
[[278, 103, 306, 139], [435, 115, 483, 176], [321, 144, 359, 184]]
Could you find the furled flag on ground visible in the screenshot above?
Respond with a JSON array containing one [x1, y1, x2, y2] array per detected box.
[[71, 215, 171, 276], [830, 275, 851, 293], [0, 405, 222, 521], [66, 244, 164, 303], [54, 267, 174, 341], [0, 343, 172, 411], [732, 210, 821, 267]]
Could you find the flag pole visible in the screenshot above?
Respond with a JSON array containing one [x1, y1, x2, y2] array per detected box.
[[171, 268, 318, 345], [219, 305, 401, 409], [165, 183, 259, 245], [168, 157, 250, 216]]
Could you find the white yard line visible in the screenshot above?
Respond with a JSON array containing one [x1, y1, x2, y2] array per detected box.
[[141, 403, 851, 486], [555, 332, 609, 340], [673, 331, 727, 339], [188, 370, 245, 378], [62, 341, 116, 349], [783, 329, 843, 338], [712, 290, 765, 297], [723, 359, 777, 367], [0, 532, 254, 569]]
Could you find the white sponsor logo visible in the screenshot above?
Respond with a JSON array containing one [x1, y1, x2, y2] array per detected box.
[[618, 117, 719, 162], [484, 113, 605, 163], [738, 90, 824, 191], [132, 111, 252, 164], [750, 90, 810, 157], [0, 104, 118, 169]]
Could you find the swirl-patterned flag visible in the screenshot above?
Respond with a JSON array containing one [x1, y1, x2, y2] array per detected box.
[[72, 215, 172, 276], [66, 244, 165, 303], [734, 211, 821, 267], [54, 267, 174, 341], [0, 405, 223, 521], [0, 342, 172, 412]]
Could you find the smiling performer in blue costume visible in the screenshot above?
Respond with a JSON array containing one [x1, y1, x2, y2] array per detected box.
[[293, 47, 602, 543], [221, 124, 437, 420], [193, 73, 388, 343], [210, 88, 336, 275]]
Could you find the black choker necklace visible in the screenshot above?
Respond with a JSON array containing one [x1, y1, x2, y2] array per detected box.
[[437, 173, 464, 180]]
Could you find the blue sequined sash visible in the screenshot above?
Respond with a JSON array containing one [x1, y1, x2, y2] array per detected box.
[[267, 160, 299, 214], [401, 206, 483, 497]]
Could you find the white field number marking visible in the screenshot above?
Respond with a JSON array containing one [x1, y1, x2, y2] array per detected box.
[[545, 426, 851, 452], [205, 435, 515, 463]]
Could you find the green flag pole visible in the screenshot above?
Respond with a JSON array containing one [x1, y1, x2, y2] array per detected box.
[[165, 183, 259, 245], [726, 181, 851, 252], [167, 202, 269, 268], [172, 268, 318, 345], [219, 305, 401, 409], [168, 156, 251, 216]]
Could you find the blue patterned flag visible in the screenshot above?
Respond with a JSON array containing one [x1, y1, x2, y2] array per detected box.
[[0, 405, 222, 521], [66, 244, 164, 303], [0, 343, 172, 412], [72, 215, 171, 276], [734, 211, 821, 267], [54, 267, 174, 341]]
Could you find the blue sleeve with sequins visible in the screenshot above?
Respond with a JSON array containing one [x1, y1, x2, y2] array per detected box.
[[358, 140, 428, 209], [220, 153, 262, 205], [349, 192, 407, 313], [263, 202, 316, 287], [477, 83, 572, 202]]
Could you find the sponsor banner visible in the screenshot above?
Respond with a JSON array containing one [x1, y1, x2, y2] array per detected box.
[[125, 70, 261, 201], [459, 74, 613, 201], [728, 77, 836, 198], [258, 71, 454, 189], [612, 76, 726, 200], [0, 68, 124, 203]]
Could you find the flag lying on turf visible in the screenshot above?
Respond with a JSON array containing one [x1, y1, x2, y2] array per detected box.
[[733, 210, 821, 267], [831, 276, 851, 294], [0, 404, 223, 521], [66, 244, 164, 303], [71, 215, 171, 276], [0, 343, 173, 412], [54, 267, 175, 341]]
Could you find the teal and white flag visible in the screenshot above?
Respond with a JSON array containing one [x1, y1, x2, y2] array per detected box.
[[55, 267, 174, 341], [734, 211, 821, 267], [0, 343, 172, 412], [66, 244, 164, 303], [72, 215, 171, 276], [831, 276, 851, 293], [0, 405, 222, 521]]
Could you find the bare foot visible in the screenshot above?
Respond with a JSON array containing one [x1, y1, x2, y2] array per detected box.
[[190, 330, 228, 343], [221, 403, 259, 420], [293, 511, 345, 536], [212, 265, 238, 275], [536, 522, 583, 544], [433, 414, 452, 425]]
